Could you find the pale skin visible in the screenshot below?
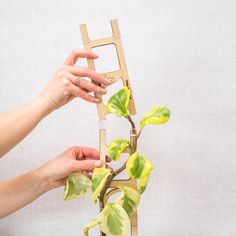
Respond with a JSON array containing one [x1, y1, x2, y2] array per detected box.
[[0, 50, 111, 219]]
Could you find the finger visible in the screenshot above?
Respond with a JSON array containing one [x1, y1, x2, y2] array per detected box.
[[73, 76, 107, 95], [79, 147, 101, 160], [65, 72, 107, 95], [70, 146, 100, 160], [63, 65, 111, 85], [81, 79, 107, 95], [86, 155, 112, 162], [80, 149, 111, 163], [72, 160, 102, 172], [64, 49, 99, 66], [62, 72, 93, 94], [68, 146, 111, 163], [71, 85, 100, 103]]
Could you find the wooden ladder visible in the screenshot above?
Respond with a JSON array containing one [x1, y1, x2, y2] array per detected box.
[[80, 19, 138, 236]]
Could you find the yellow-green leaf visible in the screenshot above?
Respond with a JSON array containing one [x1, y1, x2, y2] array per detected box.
[[126, 152, 154, 179], [91, 167, 111, 203], [140, 106, 170, 130], [137, 172, 151, 194], [99, 202, 130, 236], [106, 87, 130, 117], [83, 219, 100, 236], [64, 172, 91, 201], [83, 202, 130, 236], [108, 138, 130, 161], [116, 186, 140, 216]]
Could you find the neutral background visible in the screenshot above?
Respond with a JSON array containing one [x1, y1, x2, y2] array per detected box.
[[0, 0, 235, 235]]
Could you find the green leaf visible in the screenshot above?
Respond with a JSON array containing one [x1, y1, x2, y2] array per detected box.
[[140, 106, 170, 130], [83, 219, 100, 236], [106, 87, 130, 117], [83, 202, 130, 236], [64, 172, 91, 201], [99, 202, 130, 236], [116, 186, 140, 216], [108, 138, 130, 161], [126, 152, 153, 196], [137, 172, 151, 194], [91, 167, 111, 203], [126, 152, 154, 179]]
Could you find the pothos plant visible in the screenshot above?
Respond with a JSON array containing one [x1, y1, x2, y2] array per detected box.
[[63, 86, 170, 236]]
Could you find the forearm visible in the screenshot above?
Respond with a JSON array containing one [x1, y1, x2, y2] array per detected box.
[[0, 98, 52, 157], [0, 168, 52, 218]]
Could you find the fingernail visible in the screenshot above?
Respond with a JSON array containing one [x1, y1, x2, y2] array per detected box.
[[95, 98, 100, 103], [94, 160, 102, 167]]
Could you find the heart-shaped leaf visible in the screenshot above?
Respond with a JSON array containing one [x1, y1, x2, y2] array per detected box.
[[116, 186, 140, 216], [91, 167, 111, 203], [64, 172, 91, 201], [106, 87, 130, 117], [140, 106, 170, 130], [83, 202, 130, 236], [100, 202, 130, 236], [126, 152, 154, 179], [108, 138, 130, 161]]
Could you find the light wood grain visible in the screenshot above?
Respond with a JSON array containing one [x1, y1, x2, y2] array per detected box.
[[80, 19, 138, 236]]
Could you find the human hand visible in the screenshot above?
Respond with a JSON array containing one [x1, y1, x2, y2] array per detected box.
[[37, 50, 111, 112], [36, 146, 112, 189]]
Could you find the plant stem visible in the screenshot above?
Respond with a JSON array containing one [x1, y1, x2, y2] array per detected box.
[[115, 161, 127, 176], [99, 171, 116, 210], [126, 115, 136, 131], [99, 115, 138, 236]]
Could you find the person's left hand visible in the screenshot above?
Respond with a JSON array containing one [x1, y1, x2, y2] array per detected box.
[[36, 146, 112, 189]]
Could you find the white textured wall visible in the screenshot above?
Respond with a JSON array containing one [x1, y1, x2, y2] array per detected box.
[[0, 0, 236, 235]]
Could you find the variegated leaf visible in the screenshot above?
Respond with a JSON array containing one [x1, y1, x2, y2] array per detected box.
[[137, 172, 151, 194], [140, 106, 170, 130], [116, 186, 140, 216], [108, 138, 130, 161], [99, 202, 130, 236], [91, 167, 111, 203], [106, 87, 130, 117], [64, 172, 91, 201], [83, 219, 100, 236], [126, 152, 154, 179]]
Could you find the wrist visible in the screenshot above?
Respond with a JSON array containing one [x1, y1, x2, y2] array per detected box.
[[32, 96, 54, 117], [31, 167, 54, 194]]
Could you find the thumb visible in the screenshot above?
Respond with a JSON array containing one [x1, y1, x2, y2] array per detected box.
[[72, 160, 102, 172]]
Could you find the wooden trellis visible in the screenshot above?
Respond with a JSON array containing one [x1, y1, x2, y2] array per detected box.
[[80, 19, 138, 236]]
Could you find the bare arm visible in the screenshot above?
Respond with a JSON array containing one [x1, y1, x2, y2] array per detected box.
[[0, 168, 51, 218], [0, 98, 51, 157], [0, 50, 110, 157], [0, 146, 110, 218]]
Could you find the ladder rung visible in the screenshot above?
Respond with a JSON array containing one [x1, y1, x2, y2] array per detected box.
[[109, 178, 136, 188], [88, 36, 115, 48], [102, 70, 121, 81]]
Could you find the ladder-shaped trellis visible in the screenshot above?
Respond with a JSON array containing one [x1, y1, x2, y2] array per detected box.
[[80, 19, 138, 236]]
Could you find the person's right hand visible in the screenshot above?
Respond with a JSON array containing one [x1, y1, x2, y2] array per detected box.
[[35, 146, 112, 189], [37, 50, 111, 112]]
